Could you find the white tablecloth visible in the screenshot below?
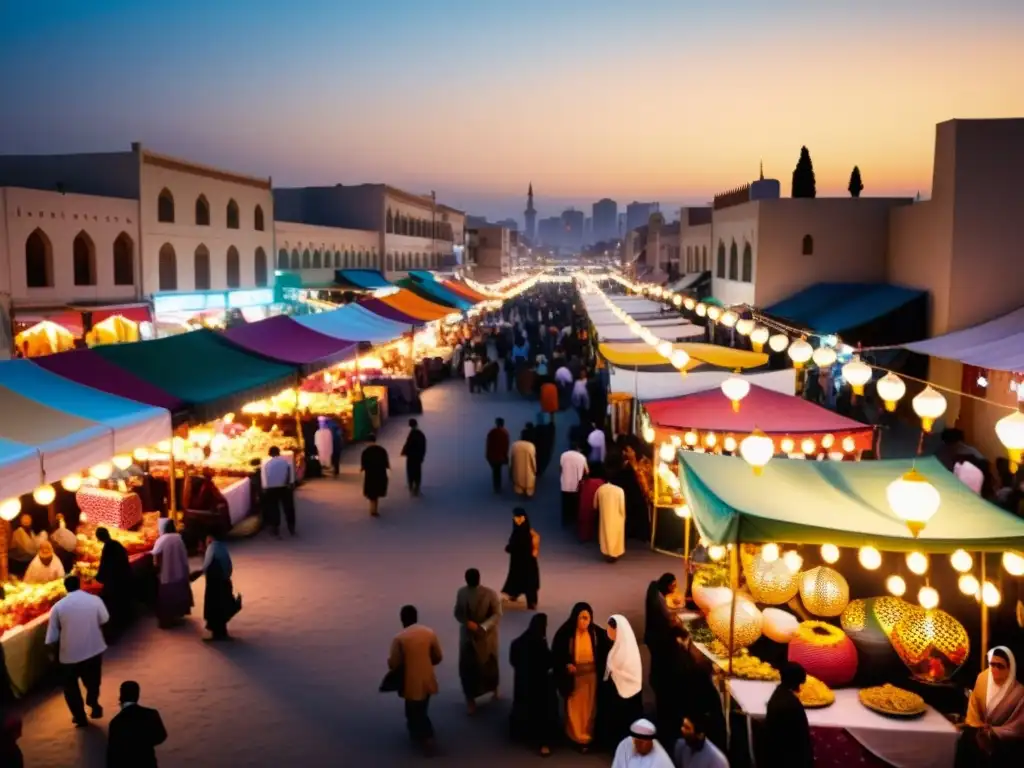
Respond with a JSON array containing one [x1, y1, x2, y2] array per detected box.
[[219, 476, 251, 525], [728, 679, 958, 768]]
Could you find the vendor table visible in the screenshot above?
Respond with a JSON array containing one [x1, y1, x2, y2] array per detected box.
[[217, 476, 252, 526], [75, 487, 144, 530], [728, 679, 958, 768]]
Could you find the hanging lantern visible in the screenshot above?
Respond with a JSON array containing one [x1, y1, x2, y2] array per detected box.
[[959, 574, 980, 597], [642, 426, 656, 443], [720, 372, 750, 412], [90, 462, 114, 480], [670, 435, 682, 447], [132, 447, 149, 461], [656, 340, 674, 359], [780, 437, 795, 454], [670, 349, 690, 370], [783, 550, 804, 574], [720, 310, 738, 328], [672, 294, 682, 307], [723, 436, 737, 452], [820, 544, 840, 564], [658, 442, 676, 462], [768, 333, 790, 353], [859, 546, 882, 570], [32, 484, 56, 506], [906, 551, 929, 575], [112, 454, 133, 471], [887, 575, 907, 597], [683, 297, 696, 310], [912, 386, 947, 432], [704, 432, 718, 449], [891, 607, 969, 683], [708, 545, 727, 562], [695, 303, 707, 317], [788, 338, 813, 368], [707, 306, 722, 322], [736, 318, 755, 336], [750, 326, 770, 352], [0, 497, 22, 522], [801, 437, 817, 455], [1003, 551, 1024, 576], [995, 411, 1024, 470], [876, 373, 907, 412], [799, 566, 850, 617], [684, 430, 699, 447], [741, 544, 800, 604], [842, 356, 872, 395], [886, 469, 941, 537], [821, 434, 835, 450], [917, 586, 939, 610], [60, 474, 83, 492], [950, 550, 973, 573], [740, 428, 775, 474], [982, 581, 1001, 607], [708, 600, 764, 650], [812, 346, 837, 368]]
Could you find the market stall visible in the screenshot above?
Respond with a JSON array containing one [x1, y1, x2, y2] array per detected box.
[[295, 303, 414, 345], [222, 315, 359, 374], [399, 277, 474, 312], [379, 289, 459, 322], [599, 341, 768, 370], [359, 297, 426, 326]]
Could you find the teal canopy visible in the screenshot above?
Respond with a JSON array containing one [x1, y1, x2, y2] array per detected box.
[[679, 453, 1024, 553]]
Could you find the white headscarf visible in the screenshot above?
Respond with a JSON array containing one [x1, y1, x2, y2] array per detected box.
[[605, 614, 643, 699], [986, 646, 1017, 715]]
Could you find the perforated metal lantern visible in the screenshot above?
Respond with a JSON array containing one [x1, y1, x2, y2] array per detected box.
[[890, 608, 970, 684], [841, 597, 916, 685], [708, 600, 763, 650], [741, 544, 800, 605], [799, 566, 850, 617]]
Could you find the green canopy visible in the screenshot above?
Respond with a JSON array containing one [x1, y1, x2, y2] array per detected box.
[[679, 453, 1024, 553], [92, 329, 297, 423]]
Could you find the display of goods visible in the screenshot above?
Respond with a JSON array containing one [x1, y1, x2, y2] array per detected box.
[[890, 608, 970, 684], [704, 643, 780, 681], [692, 564, 728, 589], [762, 607, 800, 643], [788, 621, 858, 687], [798, 675, 835, 708], [694, 585, 735, 614], [799, 566, 850, 617], [839, 597, 911, 685], [858, 684, 927, 717], [0, 581, 67, 634], [741, 544, 800, 605], [685, 618, 716, 645], [708, 600, 763, 649], [75, 487, 144, 530]]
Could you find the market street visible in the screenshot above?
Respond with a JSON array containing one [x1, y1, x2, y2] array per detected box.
[[16, 378, 667, 767]]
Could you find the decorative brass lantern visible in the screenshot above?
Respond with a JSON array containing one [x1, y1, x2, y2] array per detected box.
[[708, 600, 763, 650], [799, 566, 850, 617], [890, 608, 970, 684], [741, 544, 800, 605]]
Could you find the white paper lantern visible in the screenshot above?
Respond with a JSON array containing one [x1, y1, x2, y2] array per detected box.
[[912, 386, 947, 432], [721, 374, 751, 412], [887, 469, 941, 537], [740, 429, 775, 474], [768, 333, 790, 353], [812, 346, 837, 368], [0, 497, 22, 522], [876, 373, 907, 412], [707, 306, 722, 322], [696, 303, 707, 317], [995, 411, 1024, 467], [736, 318, 755, 336], [750, 326, 770, 351], [788, 338, 813, 367], [683, 297, 696, 310], [32, 485, 56, 506], [720, 310, 738, 328], [842, 356, 872, 394]]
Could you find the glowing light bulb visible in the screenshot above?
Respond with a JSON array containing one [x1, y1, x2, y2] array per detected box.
[[761, 543, 780, 563], [982, 581, 1001, 607], [820, 544, 840, 564], [950, 550, 973, 573], [61, 474, 83, 492], [674, 505, 690, 519], [959, 574, 980, 597], [32, 484, 56, 506], [886, 575, 907, 597], [783, 550, 803, 573], [723, 436, 737, 452], [768, 333, 790, 353], [801, 438, 817, 455], [780, 437, 795, 454], [906, 551, 929, 575], [918, 586, 939, 610], [0, 498, 21, 522], [1003, 551, 1024, 576], [708, 545, 726, 562], [659, 443, 676, 462], [859, 546, 882, 570], [820, 434, 835, 449]]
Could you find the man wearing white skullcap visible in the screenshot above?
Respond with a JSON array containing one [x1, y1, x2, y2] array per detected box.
[[611, 718, 674, 767]]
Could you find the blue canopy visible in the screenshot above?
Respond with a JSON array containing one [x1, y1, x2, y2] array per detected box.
[[763, 283, 925, 335], [410, 278, 474, 311], [294, 304, 410, 344], [408, 270, 436, 283], [0, 436, 43, 500], [335, 269, 392, 290]]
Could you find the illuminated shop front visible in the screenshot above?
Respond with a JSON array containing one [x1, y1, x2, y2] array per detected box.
[[151, 288, 280, 335]]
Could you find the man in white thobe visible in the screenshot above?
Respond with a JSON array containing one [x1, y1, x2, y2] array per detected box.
[[595, 481, 626, 562], [314, 417, 335, 476], [24, 541, 66, 584], [612, 718, 674, 768]]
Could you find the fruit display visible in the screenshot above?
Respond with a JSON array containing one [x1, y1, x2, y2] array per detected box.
[[890, 608, 969, 684], [789, 621, 858, 687], [0, 581, 67, 635], [798, 675, 835, 708], [202, 426, 299, 475], [858, 684, 927, 717]]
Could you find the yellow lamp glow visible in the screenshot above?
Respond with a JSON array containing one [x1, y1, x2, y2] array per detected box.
[[658, 442, 676, 462], [841, 436, 857, 453], [820, 433, 835, 450], [707, 306, 722, 322], [801, 438, 817, 455], [788, 338, 813, 368], [950, 550, 973, 573], [723, 436, 737, 452], [708, 545, 726, 562], [112, 454, 133, 471], [918, 586, 939, 610], [762, 543, 780, 563], [812, 346, 837, 368], [887, 575, 907, 597], [740, 428, 775, 475], [750, 326, 770, 352], [61, 474, 83, 492], [670, 435, 682, 447], [670, 349, 690, 370], [696, 303, 707, 317], [876, 373, 907, 412], [828, 451, 845, 461], [720, 310, 738, 328], [674, 505, 690, 519], [887, 469, 941, 537], [133, 447, 149, 461], [982, 581, 1001, 607], [683, 297, 696, 310], [0, 497, 21, 522], [842, 356, 872, 395], [656, 341, 674, 359], [768, 333, 790, 353], [704, 432, 718, 448], [684, 430, 699, 447], [859, 546, 882, 570], [783, 550, 804, 573], [959, 574, 980, 597], [780, 437, 795, 453], [90, 462, 114, 480], [1003, 551, 1024, 576], [906, 551, 929, 575], [721, 373, 750, 413], [157, 440, 171, 452], [912, 386, 947, 432], [736, 318, 755, 336], [32, 484, 56, 506], [672, 294, 682, 307], [821, 544, 840, 564], [995, 411, 1024, 469], [642, 426, 656, 443]]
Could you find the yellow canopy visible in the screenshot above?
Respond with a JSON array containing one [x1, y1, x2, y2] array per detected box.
[[14, 320, 76, 357], [598, 342, 768, 369], [86, 315, 140, 347]]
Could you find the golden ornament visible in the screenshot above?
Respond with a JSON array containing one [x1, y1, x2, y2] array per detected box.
[[708, 600, 763, 650], [890, 608, 970, 684], [741, 543, 800, 605], [799, 566, 850, 617]]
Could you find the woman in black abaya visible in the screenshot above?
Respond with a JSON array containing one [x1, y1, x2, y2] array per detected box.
[[509, 613, 559, 756], [501, 508, 540, 609]]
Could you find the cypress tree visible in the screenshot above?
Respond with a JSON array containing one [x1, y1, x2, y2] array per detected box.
[[791, 146, 817, 198], [848, 166, 864, 198]]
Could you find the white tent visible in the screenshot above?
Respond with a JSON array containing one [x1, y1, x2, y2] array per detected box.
[[608, 366, 797, 400]]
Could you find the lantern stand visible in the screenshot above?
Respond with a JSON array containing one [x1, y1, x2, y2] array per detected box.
[[980, 553, 989, 668]]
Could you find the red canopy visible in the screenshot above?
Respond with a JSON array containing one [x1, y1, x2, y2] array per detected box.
[[644, 385, 874, 452]]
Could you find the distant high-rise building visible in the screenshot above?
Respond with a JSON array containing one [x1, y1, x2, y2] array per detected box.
[[524, 182, 536, 241], [626, 201, 659, 234], [538, 215, 562, 247], [617, 213, 626, 237], [584, 217, 593, 244], [561, 208, 585, 250], [592, 198, 618, 241]]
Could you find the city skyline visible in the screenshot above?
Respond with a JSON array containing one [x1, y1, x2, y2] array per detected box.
[[1, 0, 1022, 222]]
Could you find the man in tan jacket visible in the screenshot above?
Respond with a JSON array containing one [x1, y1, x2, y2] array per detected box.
[[389, 605, 443, 753]]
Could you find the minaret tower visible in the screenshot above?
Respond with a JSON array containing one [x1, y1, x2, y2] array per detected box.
[[524, 182, 537, 242]]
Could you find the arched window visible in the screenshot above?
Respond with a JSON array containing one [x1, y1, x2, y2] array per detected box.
[[226, 246, 240, 288], [72, 230, 97, 286], [386, 209, 394, 234], [728, 241, 739, 280], [25, 228, 53, 288], [716, 242, 726, 278], [113, 232, 134, 286], [194, 245, 211, 290], [386, 253, 394, 271], [195, 195, 210, 226], [312, 249, 322, 269], [277, 249, 289, 269], [290, 249, 300, 269], [359, 251, 366, 268], [157, 188, 175, 223], [158, 243, 177, 291], [742, 242, 753, 282], [702, 245, 707, 271], [254, 205, 265, 231], [802, 234, 814, 255], [255, 247, 268, 287], [226, 199, 240, 229], [301, 249, 311, 269]]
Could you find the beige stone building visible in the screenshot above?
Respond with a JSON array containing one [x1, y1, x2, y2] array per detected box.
[[469, 225, 512, 283]]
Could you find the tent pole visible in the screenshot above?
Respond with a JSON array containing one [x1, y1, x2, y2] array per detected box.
[[683, 514, 692, 597], [167, 449, 177, 520], [980, 553, 989, 667]]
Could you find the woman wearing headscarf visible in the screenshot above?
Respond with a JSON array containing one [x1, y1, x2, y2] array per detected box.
[[552, 602, 609, 753], [501, 508, 540, 609], [199, 531, 239, 641], [577, 464, 606, 543], [600, 614, 644, 749], [151, 518, 192, 628], [644, 574, 681, 733], [958, 647, 1024, 766], [509, 613, 558, 756]]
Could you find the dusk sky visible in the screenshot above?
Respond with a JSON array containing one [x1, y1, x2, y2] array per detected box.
[[1, 0, 1022, 223]]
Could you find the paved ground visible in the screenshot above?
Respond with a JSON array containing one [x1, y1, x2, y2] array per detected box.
[[16, 379, 669, 767]]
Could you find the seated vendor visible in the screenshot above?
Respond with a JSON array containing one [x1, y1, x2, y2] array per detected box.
[[9, 514, 43, 570], [23, 541, 66, 584], [50, 513, 78, 555]]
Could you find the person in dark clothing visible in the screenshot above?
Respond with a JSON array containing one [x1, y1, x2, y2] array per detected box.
[[501, 508, 540, 609], [95, 528, 133, 639], [486, 418, 511, 493], [551, 602, 610, 752], [509, 613, 559, 756], [199, 531, 239, 641], [106, 681, 167, 768], [644, 573, 681, 735], [401, 419, 427, 496], [299, 409, 318, 468], [763, 661, 814, 768], [360, 434, 390, 517], [0, 712, 22, 768]]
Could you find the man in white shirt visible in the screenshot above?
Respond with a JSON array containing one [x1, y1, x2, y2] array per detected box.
[[45, 575, 109, 727], [674, 712, 729, 768], [262, 446, 296, 537], [24, 540, 66, 584], [464, 356, 477, 392], [559, 444, 588, 527], [587, 423, 607, 465], [612, 718, 674, 767], [571, 373, 590, 425]]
